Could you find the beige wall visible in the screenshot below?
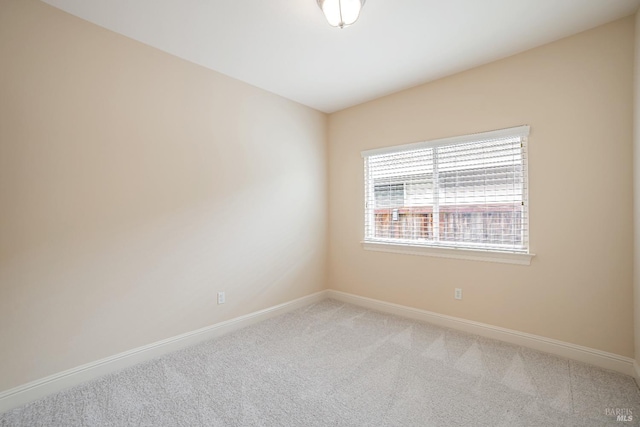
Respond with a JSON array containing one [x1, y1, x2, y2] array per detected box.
[[634, 9, 640, 372], [0, 0, 327, 391], [328, 17, 635, 357]]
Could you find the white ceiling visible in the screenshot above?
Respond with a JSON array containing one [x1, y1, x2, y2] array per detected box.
[[41, 0, 640, 113]]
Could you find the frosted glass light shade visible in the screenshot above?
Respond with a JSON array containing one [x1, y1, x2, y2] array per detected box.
[[317, 0, 365, 29]]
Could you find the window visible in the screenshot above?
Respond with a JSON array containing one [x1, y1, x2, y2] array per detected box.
[[362, 126, 532, 264]]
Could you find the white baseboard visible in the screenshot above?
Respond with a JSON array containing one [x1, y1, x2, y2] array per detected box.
[[0, 290, 328, 414], [327, 290, 635, 377], [634, 361, 640, 387]]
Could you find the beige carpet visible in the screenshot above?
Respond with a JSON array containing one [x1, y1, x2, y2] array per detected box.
[[1, 299, 639, 426]]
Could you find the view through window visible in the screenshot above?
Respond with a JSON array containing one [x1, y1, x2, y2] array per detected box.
[[363, 127, 529, 253]]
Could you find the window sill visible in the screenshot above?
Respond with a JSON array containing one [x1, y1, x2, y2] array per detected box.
[[361, 241, 534, 265]]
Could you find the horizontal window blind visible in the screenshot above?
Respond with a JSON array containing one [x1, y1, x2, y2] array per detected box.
[[363, 126, 529, 253]]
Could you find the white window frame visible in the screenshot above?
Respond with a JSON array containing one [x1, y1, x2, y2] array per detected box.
[[361, 126, 534, 265]]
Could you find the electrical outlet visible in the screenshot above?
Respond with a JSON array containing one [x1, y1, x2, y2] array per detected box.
[[454, 288, 462, 300], [217, 291, 226, 305]]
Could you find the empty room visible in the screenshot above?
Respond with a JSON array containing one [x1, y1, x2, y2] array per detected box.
[[2, 0, 640, 425]]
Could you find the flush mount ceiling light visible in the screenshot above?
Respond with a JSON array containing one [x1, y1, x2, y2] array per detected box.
[[317, 0, 366, 29]]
